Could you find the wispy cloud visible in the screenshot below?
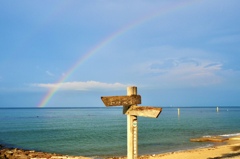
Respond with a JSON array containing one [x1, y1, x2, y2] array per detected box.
[[133, 46, 225, 87], [141, 58, 223, 87], [32, 81, 131, 91], [46, 70, 55, 77]]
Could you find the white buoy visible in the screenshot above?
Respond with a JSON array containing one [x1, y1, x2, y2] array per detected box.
[[217, 107, 219, 112], [178, 108, 180, 116]]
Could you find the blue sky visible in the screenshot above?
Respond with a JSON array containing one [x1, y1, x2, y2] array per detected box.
[[0, 0, 240, 107]]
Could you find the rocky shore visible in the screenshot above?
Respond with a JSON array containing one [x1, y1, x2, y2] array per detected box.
[[0, 145, 91, 159]]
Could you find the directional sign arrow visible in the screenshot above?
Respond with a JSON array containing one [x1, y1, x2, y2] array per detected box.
[[125, 106, 162, 118], [101, 95, 141, 106]]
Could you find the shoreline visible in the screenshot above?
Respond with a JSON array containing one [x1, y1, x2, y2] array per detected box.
[[1, 136, 240, 159], [144, 138, 240, 159], [0, 145, 91, 159]]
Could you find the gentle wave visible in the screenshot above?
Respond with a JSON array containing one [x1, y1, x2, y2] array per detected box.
[[203, 133, 240, 138], [220, 133, 240, 137]]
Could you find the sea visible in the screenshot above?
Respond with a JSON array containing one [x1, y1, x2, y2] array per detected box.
[[0, 106, 240, 158]]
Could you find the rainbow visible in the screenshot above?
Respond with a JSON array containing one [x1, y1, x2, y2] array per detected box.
[[38, 0, 199, 107]]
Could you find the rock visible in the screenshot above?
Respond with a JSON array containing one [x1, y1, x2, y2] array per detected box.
[[14, 153, 28, 158], [13, 148, 18, 153], [6, 150, 14, 154], [190, 136, 228, 142], [0, 147, 92, 159]]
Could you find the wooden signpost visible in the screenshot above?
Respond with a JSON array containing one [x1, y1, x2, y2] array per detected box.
[[101, 86, 162, 159], [101, 95, 141, 106]]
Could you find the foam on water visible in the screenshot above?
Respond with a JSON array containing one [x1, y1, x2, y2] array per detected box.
[[220, 133, 240, 137]]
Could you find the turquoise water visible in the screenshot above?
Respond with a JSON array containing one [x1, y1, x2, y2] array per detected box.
[[0, 107, 240, 157]]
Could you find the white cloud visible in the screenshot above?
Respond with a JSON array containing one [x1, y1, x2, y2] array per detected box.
[[32, 81, 131, 91]]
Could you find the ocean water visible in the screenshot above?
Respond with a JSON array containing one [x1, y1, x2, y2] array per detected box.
[[0, 107, 240, 157]]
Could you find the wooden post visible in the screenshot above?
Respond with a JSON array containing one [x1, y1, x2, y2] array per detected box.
[[127, 86, 138, 159], [101, 86, 162, 158]]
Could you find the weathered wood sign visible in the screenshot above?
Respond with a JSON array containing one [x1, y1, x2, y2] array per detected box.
[[125, 105, 162, 118], [101, 95, 141, 106], [101, 86, 162, 159]]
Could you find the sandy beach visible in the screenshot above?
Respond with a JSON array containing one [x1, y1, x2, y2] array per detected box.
[[142, 140, 240, 159], [1, 136, 240, 159]]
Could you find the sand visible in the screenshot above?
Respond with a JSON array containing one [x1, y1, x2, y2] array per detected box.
[[1, 136, 240, 159], [136, 136, 240, 159], [144, 143, 240, 159]]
